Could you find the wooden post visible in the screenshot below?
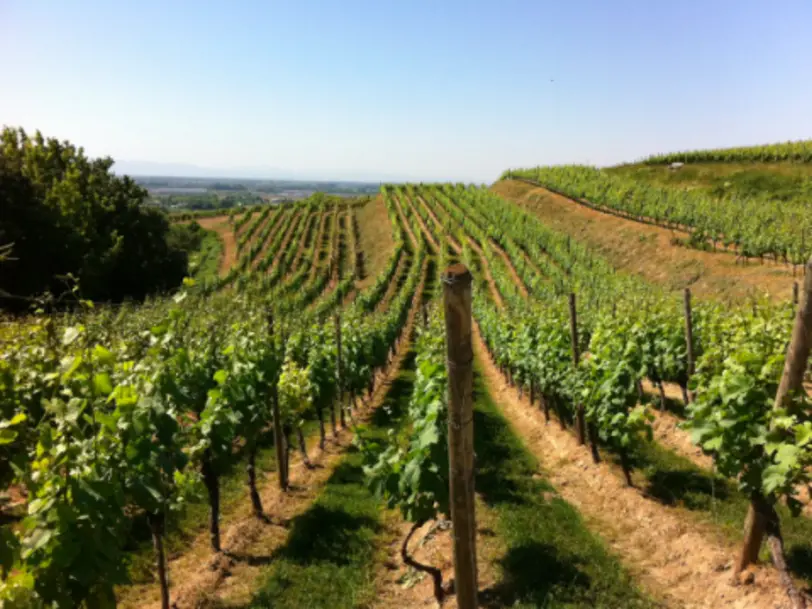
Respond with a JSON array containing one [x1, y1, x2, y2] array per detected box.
[[268, 311, 288, 491], [569, 293, 586, 445], [683, 288, 695, 403], [774, 258, 812, 412], [736, 256, 812, 602], [793, 281, 800, 309], [442, 264, 478, 609], [335, 314, 345, 429]]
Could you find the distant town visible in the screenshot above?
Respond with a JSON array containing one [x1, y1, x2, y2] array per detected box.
[[135, 175, 380, 211]]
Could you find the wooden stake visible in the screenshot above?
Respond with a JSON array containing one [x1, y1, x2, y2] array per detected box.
[[774, 257, 812, 412], [569, 293, 586, 445], [268, 311, 288, 491], [737, 256, 812, 593], [148, 514, 170, 609], [335, 314, 345, 429], [442, 263, 478, 609], [683, 288, 695, 402]]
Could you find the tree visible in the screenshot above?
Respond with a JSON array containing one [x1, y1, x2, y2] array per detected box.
[[0, 127, 188, 308]]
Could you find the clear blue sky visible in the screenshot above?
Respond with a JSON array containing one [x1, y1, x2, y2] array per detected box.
[[2, 0, 811, 182]]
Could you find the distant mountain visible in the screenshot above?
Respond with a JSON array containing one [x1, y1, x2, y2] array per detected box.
[[112, 160, 443, 183]]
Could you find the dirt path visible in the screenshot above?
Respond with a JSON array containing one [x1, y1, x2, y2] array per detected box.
[[402, 194, 441, 253], [205, 260, 428, 609], [289, 212, 317, 276], [234, 210, 257, 239], [269, 210, 303, 275], [341, 287, 357, 308], [417, 194, 462, 253], [430, 192, 529, 296], [392, 194, 419, 249], [472, 323, 793, 609], [375, 254, 408, 314], [463, 236, 504, 309], [356, 195, 397, 291], [648, 408, 714, 471], [490, 241, 529, 298], [197, 216, 237, 277], [491, 181, 796, 303], [251, 207, 288, 270], [516, 244, 547, 280], [120, 262, 428, 609], [329, 210, 345, 286], [310, 211, 329, 281], [246, 209, 274, 255]]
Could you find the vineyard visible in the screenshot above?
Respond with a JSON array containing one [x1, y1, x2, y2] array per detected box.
[[2, 166, 812, 609], [502, 166, 812, 265], [642, 140, 812, 165]]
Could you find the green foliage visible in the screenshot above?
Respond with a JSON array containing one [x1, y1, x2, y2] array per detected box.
[[642, 140, 812, 164], [503, 165, 812, 263], [0, 127, 190, 307], [682, 308, 812, 510], [363, 306, 449, 523]]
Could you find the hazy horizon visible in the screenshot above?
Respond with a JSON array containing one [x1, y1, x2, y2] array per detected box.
[[112, 159, 454, 184], [3, 0, 812, 182]]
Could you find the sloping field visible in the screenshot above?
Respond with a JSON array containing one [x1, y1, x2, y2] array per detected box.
[[491, 179, 797, 303]]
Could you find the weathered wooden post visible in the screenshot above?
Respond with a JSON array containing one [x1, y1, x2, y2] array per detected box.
[[683, 288, 695, 403], [774, 263, 812, 413], [268, 310, 288, 492], [335, 314, 345, 430], [569, 293, 586, 445], [735, 257, 812, 609], [442, 264, 478, 609]]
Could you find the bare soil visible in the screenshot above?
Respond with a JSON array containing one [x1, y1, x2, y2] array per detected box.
[[288, 211, 317, 276], [491, 181, 797, 303], [417, 194, 462, 253], [197, 216, 237, 277], [392, 194, 419, 249], [405, 197, 441, 253], [251, 208, 287, 270], [268, 210, 303, 275], [357, 196, 397, 290]]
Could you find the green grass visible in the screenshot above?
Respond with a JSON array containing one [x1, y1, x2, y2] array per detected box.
[[125, 434, 278, 581], [192, 227, 225, 282], [125, 418, 327, 583], [247, 359, 657, 609], [626, 438, 812, 584], [248, 259, 437, 609], [606, 162, 812, 205], [472, 365, 656, 609], [248, 350, 417, 609]]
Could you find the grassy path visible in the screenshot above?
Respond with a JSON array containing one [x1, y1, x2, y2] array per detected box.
[[472, 323, 793, 609]]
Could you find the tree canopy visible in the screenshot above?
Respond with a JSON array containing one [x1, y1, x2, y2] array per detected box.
[[0, 127, 189, 307]]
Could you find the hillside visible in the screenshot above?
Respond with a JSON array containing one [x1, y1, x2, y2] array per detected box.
[[606, 161, 812, 205], [491, 179, 797, 303], [4, 140, 812, 609]]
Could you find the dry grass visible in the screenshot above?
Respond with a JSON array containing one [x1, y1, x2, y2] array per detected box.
[[196, 216, 238, 277], [356, 195, 395, 290], [491, 180, 797, 304]]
